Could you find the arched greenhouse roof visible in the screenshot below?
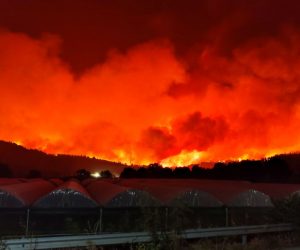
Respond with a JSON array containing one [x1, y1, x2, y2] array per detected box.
[[81, 178, 97, 187], [106, 189, 159, 207], [0, 179, 295, 208], [116, 179, 183, 203], [227, 189, 273, 207], [33, 181, 98, 208], [115, 179, 223, 207], [48, 178, 64, 186], [117, 179, 251, 205], [87, 180, 160, 207], [169, 190, 223, 207], [0, 180, 55, 208], [0, 178, 22, 186]]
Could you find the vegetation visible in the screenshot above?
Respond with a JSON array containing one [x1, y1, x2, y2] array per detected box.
[[120, 156, 294, 183], [0, 162, 13, 177], [0, 140, 125, 177], [187, 234, 297, 250], [100, 170, 113, 178], [75, 168, 91, 180], [1, 139, 300, 182], [270, 193, 300, 224]]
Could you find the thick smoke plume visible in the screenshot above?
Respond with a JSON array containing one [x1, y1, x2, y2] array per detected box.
[[1, 1, 300, 166]]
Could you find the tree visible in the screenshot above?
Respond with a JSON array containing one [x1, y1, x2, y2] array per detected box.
[[0, 163, 13, 177], [191, 165, 205, 178], [75, 169, 91, 180], [147, 163, 165, 178], [266, 156, 292, 182], [100, 170, 113, 178], [136, 167, 148, 178], [173, 167, 191, 178], [271, 193, 300, 224], [120, 167, 137, 178]]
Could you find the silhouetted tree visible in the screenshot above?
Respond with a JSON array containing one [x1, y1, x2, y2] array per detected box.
[[118, 154, 295, 182], [161, 167, 173, 178], [266, 156, 291, 182], [136, 167, 148, 178], [120, 167, 137, 178], [148, 163, 165, 178], [173, 167, 191, 178], [75, 169, 91, 180], [0, 163, 13, 177], [191, 165, 205, 178], [100, 170, 113, 178]]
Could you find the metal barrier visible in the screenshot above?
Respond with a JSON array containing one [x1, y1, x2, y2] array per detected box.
[[4, 223, 295, 250]]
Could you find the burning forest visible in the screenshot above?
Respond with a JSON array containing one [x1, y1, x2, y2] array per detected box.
[[1, 0, 300, 169]]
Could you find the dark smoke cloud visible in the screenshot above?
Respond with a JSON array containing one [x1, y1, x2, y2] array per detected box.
[[173, 112, 229, 151], [1, 0, 300, 73]]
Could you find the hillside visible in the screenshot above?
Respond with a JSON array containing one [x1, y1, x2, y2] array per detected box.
[[0, 140, 127, 177]]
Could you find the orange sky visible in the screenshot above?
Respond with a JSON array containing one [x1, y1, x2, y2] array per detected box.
[[1, 0, 300, 166]]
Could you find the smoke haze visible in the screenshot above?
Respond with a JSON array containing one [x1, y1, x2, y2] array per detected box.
[[1, 0, 300, 166]]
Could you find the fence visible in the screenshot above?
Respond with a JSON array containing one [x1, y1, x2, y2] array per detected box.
[[3, 223, 295, 250]]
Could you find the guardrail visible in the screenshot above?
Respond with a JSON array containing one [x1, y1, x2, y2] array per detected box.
[[3, 223, 295, 250]]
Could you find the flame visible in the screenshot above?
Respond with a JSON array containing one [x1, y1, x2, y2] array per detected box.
[[161, 150, 205, 167], [2, 27, 300, 168], [14, 140, 23, 146], [238, 155, 249, 162]]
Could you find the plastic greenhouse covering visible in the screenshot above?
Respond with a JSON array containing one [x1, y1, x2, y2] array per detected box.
[[33, 181, 97, 208], [0, 180, 55, 208], [114, 180, 191, 204], [48, 178, 64, 186], [115, 179, 250, 205], [227, 189, 273, 207], [114, 180, 221, 207], [106, 189, 160, 207], [0, 178, 22, 186], [1, 179, 300, 208], [170, 190, 223, 207], [87, 180, 159, 207]]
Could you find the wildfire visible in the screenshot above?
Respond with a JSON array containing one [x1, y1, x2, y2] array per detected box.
[[2, 26, 300, 168], [14, 141, 23, 146], [161, 150, 205, 167]]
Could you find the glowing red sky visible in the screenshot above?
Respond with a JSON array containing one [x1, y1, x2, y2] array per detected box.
[[1, 0, 300, 166]]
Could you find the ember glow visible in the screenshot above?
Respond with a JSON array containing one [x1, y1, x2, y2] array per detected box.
[[1, 0, 300, 166]]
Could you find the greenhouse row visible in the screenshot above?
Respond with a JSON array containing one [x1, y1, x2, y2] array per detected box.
[[1, 178, 300, 208]]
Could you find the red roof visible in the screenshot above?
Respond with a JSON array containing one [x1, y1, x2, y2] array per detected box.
[[116, 179, 251, 204], [1, 178, 298, 208], [0, 180, 55, 207], [33, 181, 97, 208], [87, 180, 160, 206], [0, 178, 22, 186]]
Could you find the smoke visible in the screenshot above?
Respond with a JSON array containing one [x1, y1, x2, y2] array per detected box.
[[1, 23, 300, 166]]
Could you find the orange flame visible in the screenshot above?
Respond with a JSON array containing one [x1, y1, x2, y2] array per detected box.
[[161, 150, 205, 167], [1, 27, 300, 167]]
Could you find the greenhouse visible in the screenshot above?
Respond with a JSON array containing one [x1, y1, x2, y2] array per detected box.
[[1, 178, 298, 209], [227, 189, 273, 207], [170, 190, 223, 207], [87, 180, 160, 207], [33, 181, 98, 208], [0, 180, 55, 208], [1, 178, 300, 235]]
